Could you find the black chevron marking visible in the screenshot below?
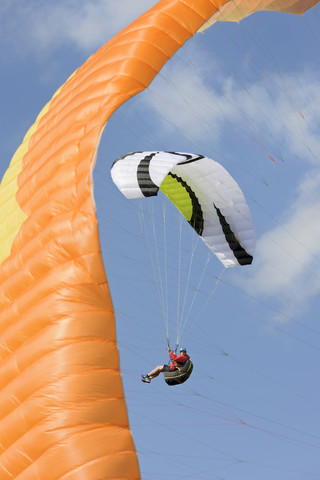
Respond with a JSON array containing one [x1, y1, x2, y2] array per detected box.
[[213, 204, 253, 266]]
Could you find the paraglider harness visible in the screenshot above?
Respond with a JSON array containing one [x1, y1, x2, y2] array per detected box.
[[163, 346, 193, 386]]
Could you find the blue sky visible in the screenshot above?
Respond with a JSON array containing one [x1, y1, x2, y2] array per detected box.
[[1, 1, 320, 479]]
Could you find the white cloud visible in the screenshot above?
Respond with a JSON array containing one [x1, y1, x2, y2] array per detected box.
[[0, 1, 158, 57], [233, 74, 320, 317], [145, 51, 320, 163], [246, 199, 320, 309], [240, 162, 320, 313]]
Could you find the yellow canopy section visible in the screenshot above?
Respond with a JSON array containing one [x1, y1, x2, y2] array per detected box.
[[198, 0, 318, 30], [0, 0, 318, 479], [160, 174, 194, 222]]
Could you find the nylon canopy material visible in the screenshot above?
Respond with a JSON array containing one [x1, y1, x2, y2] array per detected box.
[[111, 151, 254, 267], [0, 0, 318, 479]]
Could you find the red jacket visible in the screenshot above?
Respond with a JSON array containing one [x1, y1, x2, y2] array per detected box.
[[169, 351, 190, 371]]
